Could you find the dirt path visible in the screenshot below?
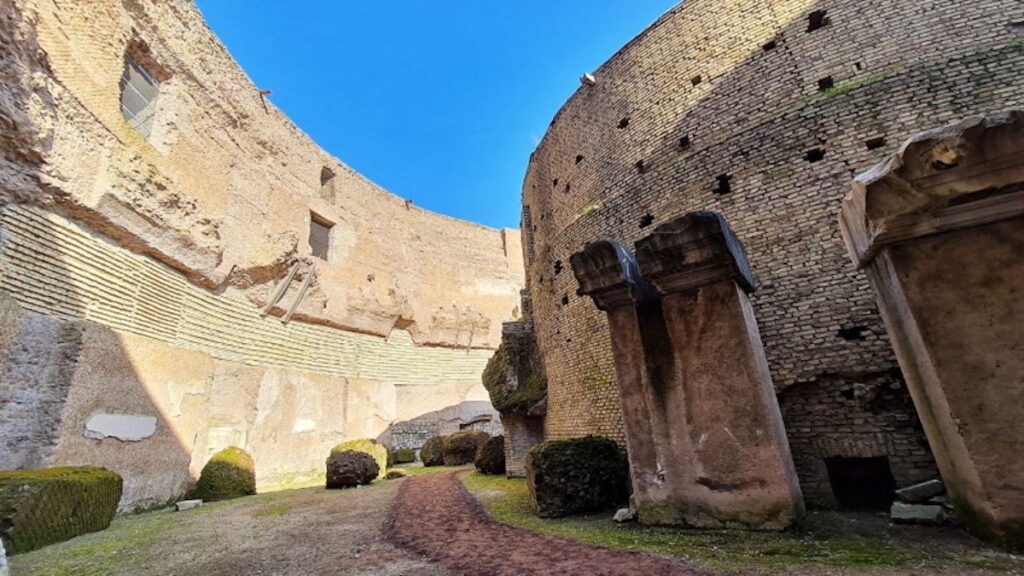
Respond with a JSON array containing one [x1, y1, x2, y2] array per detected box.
[[10, 480, 452, 576], [386, 470, 707, 576]]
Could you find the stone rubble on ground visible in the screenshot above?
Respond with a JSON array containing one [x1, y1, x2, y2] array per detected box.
[[175, 499, 203, 512], [895, 479, 945, 504], [891, 502, 947, 525], [613, 507, 636, 523], [0, 537, 7, 576]]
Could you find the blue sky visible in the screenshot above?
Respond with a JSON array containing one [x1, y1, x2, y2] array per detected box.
[[195, 1, 677, 229]]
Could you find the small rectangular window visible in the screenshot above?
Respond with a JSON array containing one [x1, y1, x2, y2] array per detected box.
[[309, 213, 333, 260], [120, 60, 159, 138]]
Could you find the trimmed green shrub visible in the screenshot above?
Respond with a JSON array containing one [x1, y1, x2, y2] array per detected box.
[[326, 450, 378, 488], [420, 436, 446, 467], [193, 446, 256, 502], [391, 448, 416, 464], [331, 439, 388, 480], [474, 435, 506, 475], [525, 436, 629, 518], [443, 430, 490, 466], [384, 468, 407, 480], [0, 467, 122, 554]]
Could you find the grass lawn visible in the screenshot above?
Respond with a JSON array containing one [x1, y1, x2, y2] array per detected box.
[[461, 472, 1023, 575]]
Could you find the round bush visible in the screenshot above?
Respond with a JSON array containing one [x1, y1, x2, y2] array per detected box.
[[194, 446, 256, 502], [474, 435, 506, 475], [331, 439, 388, 480], [391, 448, 416, 464], [420, 436, 446, 467], [525, 436, 629, 518], [385, 468, 407, 480], [443, 430, 490, 466], [326, 450, 379, 489]]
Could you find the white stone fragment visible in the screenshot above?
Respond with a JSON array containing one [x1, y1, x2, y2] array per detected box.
[[175, 499, 203, 512], [613, 507, 636, 523], [0, 537, 8, 576], [891, 502, 947, 525], [84, 413, 157, 441]]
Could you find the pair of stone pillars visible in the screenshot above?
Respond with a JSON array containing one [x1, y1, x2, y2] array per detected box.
[[570, 212, 804, 530], [840, 111, 1024, 550]]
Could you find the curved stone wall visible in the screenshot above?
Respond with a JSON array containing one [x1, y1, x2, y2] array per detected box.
[[523, 0, 1024, 506], [0, 0, 523, 509]]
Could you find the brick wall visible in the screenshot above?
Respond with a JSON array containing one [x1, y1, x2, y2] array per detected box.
[[522, 0, 1024, 506]]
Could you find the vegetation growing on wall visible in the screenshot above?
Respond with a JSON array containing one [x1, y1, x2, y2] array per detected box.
[[482, 326, 547, 414]]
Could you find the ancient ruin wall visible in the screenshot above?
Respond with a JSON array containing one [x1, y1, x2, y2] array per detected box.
[[0, 0, 523, 510], [523, 0, 1024, 507]]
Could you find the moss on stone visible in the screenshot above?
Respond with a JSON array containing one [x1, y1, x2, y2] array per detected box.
[[0, 467, 123, 554], [330, 439, 388, 480], [525, 436, 629, 518], [193, 447, 256, 503], [420, 436, 446, 467], [443, 430, 490, 466], [482, 327, 547, 414], [474, 435, 506, 475]]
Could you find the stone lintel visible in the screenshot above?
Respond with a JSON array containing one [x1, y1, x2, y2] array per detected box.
[[841, 110, 1024, 268], [634, 211, 755, 295], [570, 239, 652, 311]]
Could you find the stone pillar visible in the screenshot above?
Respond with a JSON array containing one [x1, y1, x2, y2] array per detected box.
[[571, 225, 803, 530], [569, 240, 664, 515], [634, 212, 803, 530], [840, 111, 1024, 550]]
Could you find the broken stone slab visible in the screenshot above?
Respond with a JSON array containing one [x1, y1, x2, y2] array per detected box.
[[891, 502, 947, 526], [613, 507, 636, 523], [896, 479, 945, 504], [175, 499, 203, 512]]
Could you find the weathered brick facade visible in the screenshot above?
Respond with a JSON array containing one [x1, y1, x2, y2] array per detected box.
[[522, 0, 1024, 507]]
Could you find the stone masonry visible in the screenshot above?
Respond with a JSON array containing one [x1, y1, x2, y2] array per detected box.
[[523, 0, 1024, 508], [0, 0, 523, 510]]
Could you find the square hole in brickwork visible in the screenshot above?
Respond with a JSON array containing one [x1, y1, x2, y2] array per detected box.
[[561, 294, 570, 306], [825, 457, 896, 510], [762, 39, 778, 51], [564, 182, 571, 194], [807, 10, 831, 32], [805, 148, 826, 163], [838, 326, 868, 341], [691, 75, 703, 87], [635, 159, 648, 174], [854, 62, 864, 72], [552, 178, 559, 187], [309, 212, 333, 260], [576, 154, 585, 164], [712, 174, 732, 195], [680, 135, 692, 150], [818, 76, 835, 92], [618, 117, 630, 129], [553, 260, 563, 275], [865, 137, 887, 150], [639, 214, 654, 229]]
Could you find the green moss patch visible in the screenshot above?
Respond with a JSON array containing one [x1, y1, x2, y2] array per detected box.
[[462, 473, 1022, 574], [193, 446, 256, 502], [482, 327, 547, 413], [0, 467, 122, 554], [331, 439, 388, 479]]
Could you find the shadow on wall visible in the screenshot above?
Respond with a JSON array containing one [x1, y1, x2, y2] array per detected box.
[[377, 400, 502, 451], [0, 209, 199, 513]]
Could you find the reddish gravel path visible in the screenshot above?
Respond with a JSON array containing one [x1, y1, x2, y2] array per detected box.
[[386, 470, 708, 576]]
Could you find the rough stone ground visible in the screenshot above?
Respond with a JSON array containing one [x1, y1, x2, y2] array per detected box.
[[387, 470, 705, 576]]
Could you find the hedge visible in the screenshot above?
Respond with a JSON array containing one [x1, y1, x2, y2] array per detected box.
[[193, 446, 256, 502], [331, 439, 388, 479], [0, 467, 122, 554]]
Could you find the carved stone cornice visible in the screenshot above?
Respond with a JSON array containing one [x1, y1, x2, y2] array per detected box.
[[634, 211, 756, 295], [570, 239, 651, 311], [841, 110, 1024, 268]]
